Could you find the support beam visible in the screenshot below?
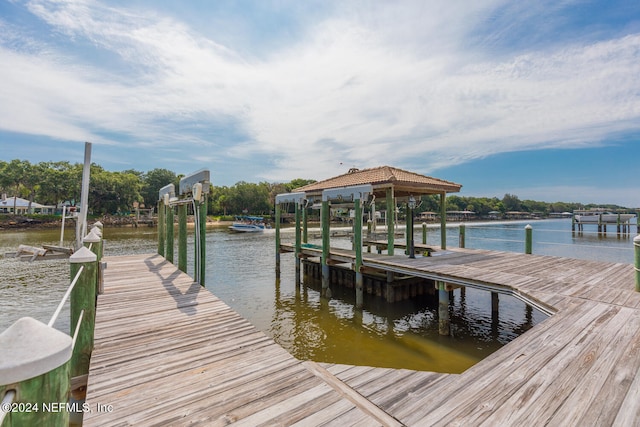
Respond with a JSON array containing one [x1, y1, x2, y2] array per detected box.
[[438, 281, 450, 336], [178, 203, 187, 273], [386, 187, 395, 256], [440, 192, 447, 250], [295, 201, 302, 284], [157, 200, 165, 256], [354, 197, 363, 308], [166, 205, 174, 263], [275, 203, 281, 276], [321, 200, 331, 297], [199, 195, 207, 286]]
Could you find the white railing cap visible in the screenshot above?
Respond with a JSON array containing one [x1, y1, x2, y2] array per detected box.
[[83, 230, 101, 243], [0, 317, 72, 385], [70, 246, 97, 264]]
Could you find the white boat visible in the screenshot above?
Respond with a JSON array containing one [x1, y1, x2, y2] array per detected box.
[[228, 216, 267, 232], [574, 211, 635, 224]]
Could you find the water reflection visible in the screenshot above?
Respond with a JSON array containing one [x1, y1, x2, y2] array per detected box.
[[271, 269, 546, 373]]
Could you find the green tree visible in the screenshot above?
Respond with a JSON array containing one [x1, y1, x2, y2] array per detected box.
[[90, 166, 142, 214], [502, 194, 522, 212], [141, 168, 177, 208], [287, 178, 316, 191], [2, 159, 30, 212], [38, 161, 74, 206]]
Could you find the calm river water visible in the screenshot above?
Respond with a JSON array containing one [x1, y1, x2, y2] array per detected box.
[[0, 218, 636, 373]]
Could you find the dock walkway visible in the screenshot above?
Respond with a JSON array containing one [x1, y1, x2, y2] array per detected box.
[[83, 254, 392, 426], [85, 247, 640, 426]]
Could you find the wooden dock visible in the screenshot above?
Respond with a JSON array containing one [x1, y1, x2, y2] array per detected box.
[[84, 246, 640, 426], [83, 254, 394, 426]]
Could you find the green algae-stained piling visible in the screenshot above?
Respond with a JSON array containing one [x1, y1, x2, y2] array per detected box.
[[274, 191, 306, 280], [635, 235, 640, 291], [525, 223, 533, 254], [178, 203, 187, 273], [69, 246, 97, 378], [156, 170, 210, 286], [0, 318, 72, 427]]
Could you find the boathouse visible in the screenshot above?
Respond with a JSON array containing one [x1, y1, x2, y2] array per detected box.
[[274, 166, 462, 307]]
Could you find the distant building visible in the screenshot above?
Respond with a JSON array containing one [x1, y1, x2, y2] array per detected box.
[[0, 195, 55, 214]]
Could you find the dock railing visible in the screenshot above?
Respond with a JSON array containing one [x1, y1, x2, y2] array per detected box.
[[0, 225, 103, 426]]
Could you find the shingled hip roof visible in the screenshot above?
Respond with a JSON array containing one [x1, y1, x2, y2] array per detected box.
[[294, 166, 462, 197]]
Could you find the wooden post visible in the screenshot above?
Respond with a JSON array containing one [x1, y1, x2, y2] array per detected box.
[[84, 230, 102, 295], [440, 192, 447, 250], [0, 318, 72, 426], [178, 203, 187, 273], [525, 224, 533, 254], [492, 292, 499, 319], [199, 195, 207, 286], [321, 200, 331, 297], [157, 200, 165, 257], [354, 197, 364, 308], [302, 205, 308, 244], [635, 235, 640, 292], [91, 222, 104, 260], [438, 281, 450, 336], [295, 201, 301, 283], [275, 203, 281, 276], [459, 223, 466, 248], [617, 213, 621, 235], [69, 246, 97, 378], [422, 222, 427, 245], [166, 205, 174, 264], [405, 201, 410, 255], [386, 187, 395, 255]]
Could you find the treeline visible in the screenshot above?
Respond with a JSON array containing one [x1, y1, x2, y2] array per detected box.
[[0, 159, 632, 216], [417, 193, 632, 217], [0, 159, 314, 216]]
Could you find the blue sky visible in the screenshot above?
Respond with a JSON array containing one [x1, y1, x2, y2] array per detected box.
[[1, 0, 639, 207]]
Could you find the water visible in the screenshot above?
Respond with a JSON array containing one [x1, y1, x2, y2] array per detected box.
[[1, 218, 636, 373]]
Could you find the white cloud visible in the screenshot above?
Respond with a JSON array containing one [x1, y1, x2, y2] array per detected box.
[[1, 0, 639, 186]]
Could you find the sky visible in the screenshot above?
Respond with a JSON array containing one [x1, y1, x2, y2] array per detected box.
[[1, 0, 639, 207]]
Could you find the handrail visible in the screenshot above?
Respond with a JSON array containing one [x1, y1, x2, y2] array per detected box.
[[71, 310, 84, 349], [47, 265, 84, 328], [0, 389, 16, 425]]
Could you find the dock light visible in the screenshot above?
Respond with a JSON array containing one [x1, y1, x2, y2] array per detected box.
[[408, 195, 416, 259], [163, 193, 169, 206]]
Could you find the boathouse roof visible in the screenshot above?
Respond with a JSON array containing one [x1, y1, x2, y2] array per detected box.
[[294, 165, 462, 198]]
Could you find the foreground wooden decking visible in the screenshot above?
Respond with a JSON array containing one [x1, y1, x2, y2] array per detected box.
[[85, 247, 640, 426]]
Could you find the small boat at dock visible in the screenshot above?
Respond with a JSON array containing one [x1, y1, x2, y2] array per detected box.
[[228, 216, 268, 232]]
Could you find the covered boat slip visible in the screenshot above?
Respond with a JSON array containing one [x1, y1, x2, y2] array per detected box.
[[84, 243, 640, 425]]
